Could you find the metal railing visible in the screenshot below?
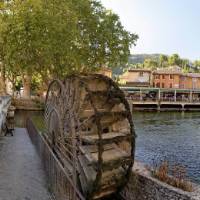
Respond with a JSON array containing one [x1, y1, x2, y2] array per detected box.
[[26, 118, 85, 200], [127, 96, 200, 103]]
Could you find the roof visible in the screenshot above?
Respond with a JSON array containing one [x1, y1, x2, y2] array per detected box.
[[153, 69, 182, 75], [128, 69, 151, 73], [153, 65, 182, 75], [153, 71, 200, 77]]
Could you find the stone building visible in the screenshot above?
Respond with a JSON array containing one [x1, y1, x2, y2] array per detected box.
[[179, 74, 200, 89], [153, 66, 200, 89], [153, 68, 182, 89], [119, 69, 152, 87]]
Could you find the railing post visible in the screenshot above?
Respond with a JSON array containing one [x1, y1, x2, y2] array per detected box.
[[174, 90, 177, 102], [189, 90, 193, 102], [158, 89, 161, 101], [140, 89, 142, 101]]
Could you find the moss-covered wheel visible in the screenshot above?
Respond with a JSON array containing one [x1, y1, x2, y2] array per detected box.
[[45, 74, 135, 200]]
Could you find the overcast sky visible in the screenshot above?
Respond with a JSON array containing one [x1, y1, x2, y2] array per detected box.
[[101, 0, 200, 61]]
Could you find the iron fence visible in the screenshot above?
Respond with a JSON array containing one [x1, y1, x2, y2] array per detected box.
[[26, 118, 85, 200]]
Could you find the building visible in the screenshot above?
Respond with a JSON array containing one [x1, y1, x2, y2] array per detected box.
[[119, 65, 200, 90], [153, 68, 182, 89], [119, 69, 152, 87], [153, 67, 200, 90], [180, 74, 200, 89]]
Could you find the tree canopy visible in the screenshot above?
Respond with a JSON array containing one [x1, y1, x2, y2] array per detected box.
[[0, 0, 138, 97]]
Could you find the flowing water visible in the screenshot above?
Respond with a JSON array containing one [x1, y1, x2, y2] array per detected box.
[[15, 110, 200, 184], [134, 111, 200, 184]]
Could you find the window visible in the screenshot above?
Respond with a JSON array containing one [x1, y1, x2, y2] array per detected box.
[[162, 83, 165, 88], [139, 72, 144, 77], [162, 75, 165, 79], [170, 74, 173, 79], [170, 83, 172, 88], [156, 82, 160, 88]]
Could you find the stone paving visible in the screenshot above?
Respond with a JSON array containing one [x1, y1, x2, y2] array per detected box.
[[0, 128, 52, 200]]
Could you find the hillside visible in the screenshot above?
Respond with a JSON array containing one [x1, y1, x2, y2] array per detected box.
[[128, 54, 160, 64], [112, 54, 160, 76]]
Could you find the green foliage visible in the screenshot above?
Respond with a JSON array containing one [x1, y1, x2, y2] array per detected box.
[[15, 78, 22, 92], [159, 54, 168, 68], [193, 60, 200, 72], [143, 58, 158, 70], [0, 0, 138, 81], [31, 74, 42, 95], [168, 54, 181, 66], [128, 54, 160, 64]]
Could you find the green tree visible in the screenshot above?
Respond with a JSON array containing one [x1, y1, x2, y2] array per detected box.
[[0, 3, 8, 94], [193, 60, 200, 72], [0, 0, 138, 98], [168, 54, 181, 66], [181, 59, 190, 72], [143, 58, 158, 70], [159, 54, 168, 68]]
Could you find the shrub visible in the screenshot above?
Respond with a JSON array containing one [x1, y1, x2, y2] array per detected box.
[[152, 160, 193, 192]]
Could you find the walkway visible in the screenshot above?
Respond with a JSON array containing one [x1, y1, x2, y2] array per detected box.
[[0, 128, 52, 200]]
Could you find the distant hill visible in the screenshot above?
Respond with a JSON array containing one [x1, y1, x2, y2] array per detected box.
[[112, 54, 161, 76], [128, 54, 160, 64]]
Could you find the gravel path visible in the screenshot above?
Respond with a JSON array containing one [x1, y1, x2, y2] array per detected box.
[[0, 128, 52, 200]]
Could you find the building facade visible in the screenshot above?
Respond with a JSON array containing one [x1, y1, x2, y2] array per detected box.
[[119, 69, 152, 87], [153, 71, 181, 89], [179, 74, 200, 89], [153, 71, 200, 90], [119, 66, 200, 90]]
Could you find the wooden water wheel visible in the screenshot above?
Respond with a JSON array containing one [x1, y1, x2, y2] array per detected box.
[[45, 74, 135, 199]]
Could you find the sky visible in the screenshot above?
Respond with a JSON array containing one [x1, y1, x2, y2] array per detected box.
[[100, 0, 200, 61]]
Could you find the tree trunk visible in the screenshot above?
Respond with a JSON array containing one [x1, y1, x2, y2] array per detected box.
[[22, 74, 32, 99], [10, 77, 16, 98], [0, 63, 7, 94]]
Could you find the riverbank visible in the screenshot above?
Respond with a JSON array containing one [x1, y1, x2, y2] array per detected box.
[[12, 98, 44, 111], [121, 162, 200, 200]]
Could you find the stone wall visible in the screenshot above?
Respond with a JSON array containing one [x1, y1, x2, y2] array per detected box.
[[121, 162, 200, 200], [0, 96, 11, 136]]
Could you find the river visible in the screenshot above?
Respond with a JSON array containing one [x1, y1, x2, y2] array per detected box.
[[15, 110, 200, 184], [134, 111, 200, 184]]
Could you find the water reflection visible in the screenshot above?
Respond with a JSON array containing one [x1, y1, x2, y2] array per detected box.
[[15, 110, 45, 131]]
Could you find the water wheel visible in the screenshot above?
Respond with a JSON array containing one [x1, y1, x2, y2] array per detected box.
[[45, 74, 135, 199]]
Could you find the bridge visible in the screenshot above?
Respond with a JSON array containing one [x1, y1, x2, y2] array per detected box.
[[120, 86, 200, 111]]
